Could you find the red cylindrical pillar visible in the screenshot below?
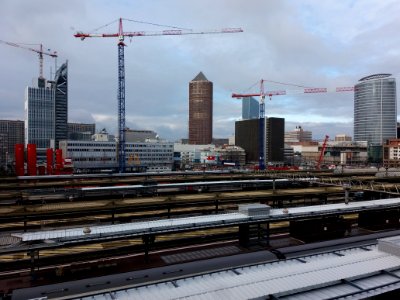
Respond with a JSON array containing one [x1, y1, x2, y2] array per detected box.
[[38, 165, 45, 175], [55, 149, 63, 174], [27, 144, 37, 176], [46, 148, 54, 175], [15, 144, 25, 176]]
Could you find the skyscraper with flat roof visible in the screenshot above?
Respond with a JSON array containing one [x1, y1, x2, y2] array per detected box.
[[25, 84, 55, 150], [189, 72, 213, 145], [266, 117, 285, 163], [235, 117, 284, 164]]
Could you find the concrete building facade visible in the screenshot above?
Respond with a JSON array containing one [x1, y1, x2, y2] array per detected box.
[[383, 139, 400, 168], [125, 129, 157, 143], [235, 117, 285, 165], [285, 126, 312, 143], [59, 140, 174, 172], [173, 143, 245, 170], [188, 72, 213, 144], [335, 134, 352, 142], [0, 120, 24, 170]]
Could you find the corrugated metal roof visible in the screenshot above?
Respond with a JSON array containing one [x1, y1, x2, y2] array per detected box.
[[13, 213, 249, 242], [269, 198, 400, 217], [72, 244, 400, 300], [81, 179, 288, 191]]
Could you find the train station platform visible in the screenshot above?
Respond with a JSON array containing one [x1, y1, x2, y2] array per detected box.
[[12, 197, 400, 243]]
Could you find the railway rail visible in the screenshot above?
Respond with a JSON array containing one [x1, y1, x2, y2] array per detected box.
[[0, 186, 351, 233], [1, 171, 400, 297]]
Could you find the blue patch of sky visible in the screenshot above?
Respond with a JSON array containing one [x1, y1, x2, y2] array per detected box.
[[318, 67, 341, 78], [293, 2, 349, 49]]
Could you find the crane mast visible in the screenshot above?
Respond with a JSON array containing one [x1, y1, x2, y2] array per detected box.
[[117, 19, 126, 173], [259, 80, 266, 170], [75, 18, 242, 173], [232, 79, 268, 170]]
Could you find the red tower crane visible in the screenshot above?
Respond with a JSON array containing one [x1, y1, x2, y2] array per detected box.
[[316, 135, 330, 170], [74, 18, 243, 173], [0, 39, 57, 79], [232, 80, 354, 170]]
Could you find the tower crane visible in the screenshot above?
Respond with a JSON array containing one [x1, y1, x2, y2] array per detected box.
[[74, 18, 243, 173], [232, 79, 268, 170], [232, 80, 354, 171], [0, 39, 57, 79]]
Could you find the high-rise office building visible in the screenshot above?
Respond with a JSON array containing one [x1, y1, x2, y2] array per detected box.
[[25, 84, 55, 150], [0, 120, 24, 168], [235, 119, 259, 162], [25, 62, 68, 153], [354, 74, 396, 162], [189, 72, 213, 144], [54, 62, 68, 148], [242, 97, 259, 120], [266, 117, 285, 163], [235, 117, 285, 164], [354, 74, 397, 144]]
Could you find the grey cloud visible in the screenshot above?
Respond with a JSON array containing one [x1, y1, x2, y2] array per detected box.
[[0, 0, 399, 142]]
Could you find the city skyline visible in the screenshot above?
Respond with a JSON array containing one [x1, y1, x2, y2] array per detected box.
[[0, 0, 400, 141]]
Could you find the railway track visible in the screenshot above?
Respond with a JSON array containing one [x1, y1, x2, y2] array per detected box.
[[0, 187, 350, 232], [1, 171, 399, 298]]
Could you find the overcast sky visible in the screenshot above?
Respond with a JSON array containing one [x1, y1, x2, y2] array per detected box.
[[1, 0, 399, 141]]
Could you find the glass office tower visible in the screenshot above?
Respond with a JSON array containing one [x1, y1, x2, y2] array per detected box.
[[25, 86, 55, 150], [242, 97, 259, 120], [25, 62, 68, 152], [354, 74, 397, 162], [354, 73, 396, 144], [54, 62, 68, 149]]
